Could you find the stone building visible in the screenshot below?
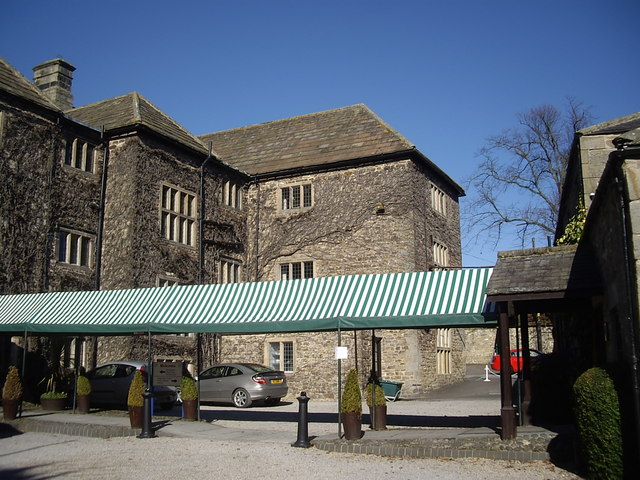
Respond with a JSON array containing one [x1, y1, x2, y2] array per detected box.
[[1, 56, 475, 400]]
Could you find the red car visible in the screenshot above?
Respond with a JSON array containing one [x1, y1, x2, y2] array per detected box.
[[488, 349, 542, 374]]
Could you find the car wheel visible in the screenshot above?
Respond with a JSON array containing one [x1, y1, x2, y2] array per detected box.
[[232, 388, 252, 408], [264, 397, 280, 406]]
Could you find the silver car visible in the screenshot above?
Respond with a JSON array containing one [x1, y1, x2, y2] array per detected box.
[[199, 363, 288, 408], [86, 361, 177, 410]]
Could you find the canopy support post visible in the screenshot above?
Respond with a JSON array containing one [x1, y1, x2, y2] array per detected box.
[[337, 327, 342, 439], [499, 302, 516, 439], [19, 330, 27, 418], [197, 332, 201, 421], [519, 313, 532, 425]]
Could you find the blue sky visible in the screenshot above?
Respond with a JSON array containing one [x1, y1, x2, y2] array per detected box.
[[2, 1, 638, 266]]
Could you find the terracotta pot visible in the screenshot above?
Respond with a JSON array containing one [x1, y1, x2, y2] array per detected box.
[[182, 399, 198, 421], [76, 394, 90, 414], [2, 398, 19, 420], [40, 396, 67, 411], [341, 411, 362, 440], [128, 405, 144, 428], [368, 405, 387, 430]]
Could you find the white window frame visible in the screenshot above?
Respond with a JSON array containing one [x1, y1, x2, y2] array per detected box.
[[64, 139, 96, 173], [280, 261, 314, 280], [267, 340, 295, 373], [157, 275, 180, 287], [436, 328, 452, 375], [57, 229, 95, 267], [280, 183, 313, 211], [160, 184, 197, 247], [219, 258, 242, 284], [431, 184, 446, 215], [433, 241, 449, 269]]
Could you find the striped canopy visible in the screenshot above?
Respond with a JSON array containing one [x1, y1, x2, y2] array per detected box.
[[0, 269, 496, 334]]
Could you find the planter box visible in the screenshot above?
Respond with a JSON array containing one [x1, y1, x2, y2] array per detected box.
[[40, 396, 67, 411]]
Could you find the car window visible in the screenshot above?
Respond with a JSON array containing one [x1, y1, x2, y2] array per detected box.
[[115, 365, 135, 378], [91, 364, 117, 379], [244, 364, 272, 373], [227, 367, 242, 377], [200, 366, 226, 379]]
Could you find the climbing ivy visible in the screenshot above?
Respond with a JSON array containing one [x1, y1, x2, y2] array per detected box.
[[556, 201, 586, 246]]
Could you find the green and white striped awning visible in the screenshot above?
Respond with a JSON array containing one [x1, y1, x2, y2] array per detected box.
[[0, 269, 496, 334]]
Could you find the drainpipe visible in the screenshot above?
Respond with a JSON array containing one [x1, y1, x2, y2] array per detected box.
[[198, 143, 213, 284], [612, 146, 640, 462]]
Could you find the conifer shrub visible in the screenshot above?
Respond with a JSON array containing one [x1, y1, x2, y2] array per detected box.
[[2, 365, 23, 401], [76, 375, 91, 396], [364, 382, 386, 407], [180, 375, 198, 401], [127, 370, 146, 407], [573, 367, 623, 479], [340, 368, 362, 413]]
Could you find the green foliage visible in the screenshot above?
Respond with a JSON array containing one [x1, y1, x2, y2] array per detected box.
[[340, 368, 362, 413], [76, 375, 91, 396], [364, 382, 386, 407], [2, 365, 23, 401], [127, 370, 146, 407], [573, 367, 623, 479], [557, 202, 586, 246], [40, 391, 68, 399], [180, 375, 198, 401]]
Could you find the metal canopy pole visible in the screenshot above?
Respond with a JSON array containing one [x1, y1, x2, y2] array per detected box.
[[337, 327, 342, 439]]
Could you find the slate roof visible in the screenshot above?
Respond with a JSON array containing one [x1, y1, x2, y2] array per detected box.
[[199, 104, 416, 176], [486, 245, 601, 299], [0, 56, 60, 111], [579, 111, 640, 136], [67, 92, 208, 155]]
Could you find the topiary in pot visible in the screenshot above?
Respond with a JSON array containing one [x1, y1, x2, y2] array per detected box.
[[127, 370, 146, 428], [180, 375, 198, 421], [573, 367, 623, 479], [364, 382, 386, 407], [2, 366, 23, 420], [76, 375, 91, 414], [340, 368, 362, 440], [365, 382, 387, 430]]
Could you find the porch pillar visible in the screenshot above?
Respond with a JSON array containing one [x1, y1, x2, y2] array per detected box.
[[499, 302, 517, 439], [519, 313, 532, 425]]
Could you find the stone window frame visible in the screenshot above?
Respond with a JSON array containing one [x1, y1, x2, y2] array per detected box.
[[156, 275, 180, 287], [64, 138, 96, 174], [279, 260, 314, 280], [436, 328, 452, 375], [57, 228, 95, 268], [160, 183, 198, 247], [219, 257, 242, 284], [266, 338, 295, 373], [431, 183, 446, 216], [433, 241, 449, 270], [279, 182, 313, 213], [221, 180, 242, 210]]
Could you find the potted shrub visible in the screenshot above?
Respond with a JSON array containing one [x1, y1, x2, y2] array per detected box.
[[340, 368, 362, 440], [365, 381, 387, 430], [180, 375, 198, 421], [76, 375, 91, 414], [127, 370, 146, 428], [2, 365, 23, 420], [39, 372, 68, 411]]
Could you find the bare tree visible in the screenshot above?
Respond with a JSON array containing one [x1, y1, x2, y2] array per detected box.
[[464, 98, 592, 247]]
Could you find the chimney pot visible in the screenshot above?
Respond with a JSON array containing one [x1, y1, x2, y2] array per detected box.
[[33, 58, 76, 110]]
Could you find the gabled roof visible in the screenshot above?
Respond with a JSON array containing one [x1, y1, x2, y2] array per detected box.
[[199, 104, 416, 176], [0, 56, 60, 112], [67, 92, 208, 155], [579, 111, 640, 136]]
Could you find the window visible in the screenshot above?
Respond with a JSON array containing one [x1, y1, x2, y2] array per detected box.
[[57, 229, 94, 267], [161, 185, 197, 246], [436, 328, 452, 374], [268, 341, 294, 372], [157, 276, 179, 287], [222, 180, 242, 210], [431, 184, 446, 215], [220, 258, 242, 284], [281, 184, 312, 210], [64, 139, 95, 173], [433, 241, 449, 269], [280, 261, 314, 280]]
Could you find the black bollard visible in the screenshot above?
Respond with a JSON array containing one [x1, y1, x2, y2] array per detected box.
[[292, 391, 311, 448], [137, 389, 156, 439]]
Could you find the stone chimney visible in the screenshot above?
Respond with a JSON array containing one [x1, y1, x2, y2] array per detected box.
[[32, 58, 76, 110]]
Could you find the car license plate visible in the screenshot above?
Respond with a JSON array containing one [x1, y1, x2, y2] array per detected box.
[[271, 379, 283, 384]]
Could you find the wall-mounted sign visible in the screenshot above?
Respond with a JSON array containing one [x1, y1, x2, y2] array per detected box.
[[153, 361, 181, 387]]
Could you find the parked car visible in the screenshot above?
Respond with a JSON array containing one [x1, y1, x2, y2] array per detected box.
[[198, 363, 288, 408], [85, 361, 177, 410], [488, 349, 542, 374]]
